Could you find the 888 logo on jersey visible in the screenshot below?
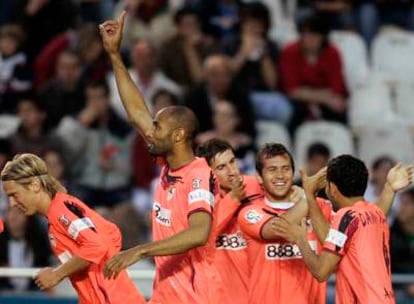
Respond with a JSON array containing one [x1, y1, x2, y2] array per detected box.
[[265, 243, 302, 260], [216, 232, 247, 250]]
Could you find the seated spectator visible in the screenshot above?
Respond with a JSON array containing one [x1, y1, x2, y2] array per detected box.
[[365, 155, 399, 221], [9, 96, 64, 157], [38, 50, 85, 129], [44, 148, 69, 191], [0, 206, 52, 291], [221, 1, 292, 123], [280, 13, 347, 133], [160, 6, 215, 90], [0, 24, 32, 113], [185, 54, 255, 137], [113, 0, 175, 47], [390, 187, 414, 301], [57, 80, 133, 210], [196, 99, 255, 173], [34, 24, 110, 90], [295, 142, 330, 198], [312, 0, 353, 30], [108, 39, 181, 121]]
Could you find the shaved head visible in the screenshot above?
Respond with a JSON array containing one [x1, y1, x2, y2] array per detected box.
[[157, 106, 199, 141]]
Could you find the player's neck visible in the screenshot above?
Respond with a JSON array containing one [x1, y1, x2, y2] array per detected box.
[[340, 196, 365, 208], [37, 191, 52, 216], [166, 148, 195, 170]]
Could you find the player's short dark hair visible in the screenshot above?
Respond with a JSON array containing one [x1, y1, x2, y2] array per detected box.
[[256, 143, 295, 174], [327, 155, 368, 197], [240, 2, 271, 34], [174, 6, 200, 25], [165, 106, 199, 141], [307, 142, 331, 160], [196, 139, 235, 165]]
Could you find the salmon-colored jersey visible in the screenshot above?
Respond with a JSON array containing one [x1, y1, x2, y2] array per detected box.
[[150, 158, 219, 304], [47, 192, 145, 304], [212, 175, 263, 304], [0, 219, 3, 233], [238, 197, 333, 304], [324, 201, 395, 304]]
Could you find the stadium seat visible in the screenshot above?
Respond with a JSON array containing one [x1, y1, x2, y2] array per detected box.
[[329, 30, 370, 91], [348, 77, 395, 130], [255, 120, 292, 151], [293, 121, 355, 170], [356, 123, 414, 167], [0, 114, 20, 138], [394, 81, 414, 126], [372, 28, 414, 83]]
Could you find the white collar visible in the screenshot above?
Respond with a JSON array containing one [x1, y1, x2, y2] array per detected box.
[[264, 198, 295, 210]]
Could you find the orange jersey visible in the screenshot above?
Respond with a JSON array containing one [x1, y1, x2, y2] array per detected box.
[[0, 219, 3, 233], [150, 158, 219, 304], [212, 175, 263, 304], [47, 192, 145, 304], [324, 201, 395, 304], [238, 197, 332, 304]]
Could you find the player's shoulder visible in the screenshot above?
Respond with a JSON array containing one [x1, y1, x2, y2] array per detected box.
[[49, 193, 89, 220], [316, 197, 333, 209]]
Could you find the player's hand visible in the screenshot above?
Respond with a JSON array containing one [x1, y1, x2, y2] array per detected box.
[[230, 175, 246, 202], [386, 162, 414, 192], [99, 11, 127, 55], [104, 247, 142, 280], [288, 185, 306, 204], [272, 217, 307, 244], [301, 167, 327, 196], [34, 267, 63, 290]]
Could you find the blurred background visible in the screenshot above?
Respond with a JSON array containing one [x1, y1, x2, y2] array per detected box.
[[0, 0, 414, 303]]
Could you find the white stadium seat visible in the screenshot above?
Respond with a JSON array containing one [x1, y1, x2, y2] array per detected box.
[[394, 81, 414, 126], [0, 114, 20, 138], [330, 30, 370, 91], [294, 121, 355, 170], [255, 120, 292, 151]]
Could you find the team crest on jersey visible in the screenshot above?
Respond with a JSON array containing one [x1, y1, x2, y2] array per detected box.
[[245, 210, 263, 224], [59, 215, 71, 227], [154, 202, 171, 226], [192, 178, 202, 189], [167, 187, 176, 200], [49, 233, 57, 248]]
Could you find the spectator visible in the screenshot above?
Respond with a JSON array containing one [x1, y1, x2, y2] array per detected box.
[[312, 0, 353, 30], [57, 80, 133, 210], [295, 142, 330, 198], [38, 50, 85, 129], [221, 1, 292, 123], [390, 188, 414, 301], [160, 6, 215, 90], [280, 13, 347, 133], [108, 39, 181, 121], [9, 96, 64, 157], [365, 155, 398, 221], [34, 23, 110, 90], [185, 54, 255, 136], [196, 99, 255, 173], [0, 206, 52, 291], [0, 24, 32, 113], [113, 0, 174, 47]]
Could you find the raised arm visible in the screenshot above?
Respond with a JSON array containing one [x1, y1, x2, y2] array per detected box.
[[99, 11, 153, 137], [376, 163, 413, 215]]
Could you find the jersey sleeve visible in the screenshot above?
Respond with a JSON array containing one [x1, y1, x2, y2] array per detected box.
[[0, 219, 3, 233], [323, 208, 358, 256], [53, 200, 110, 264], [187, 167, 216, 217], [213, 193, 241, 235], [238, 205, 274, 240]]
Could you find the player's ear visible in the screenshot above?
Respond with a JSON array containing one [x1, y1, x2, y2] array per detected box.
[[256, 172, 263, 185], [173, 128, 185, 142], [29, 177, 41, 193]]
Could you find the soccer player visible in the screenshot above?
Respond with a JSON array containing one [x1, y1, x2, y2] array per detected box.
[[0, 153, 145, 304], [0, 218, 3, 233], [100, 12, 219, 303], [236, 143, 332, 303], [274, 155, 413, 304], [198, 139, 308, 304]]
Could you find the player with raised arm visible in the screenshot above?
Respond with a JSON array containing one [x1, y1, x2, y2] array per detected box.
[[100, 11, 219, 304], [1, 153, 145, 304], [274, 155, 413, 303]]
